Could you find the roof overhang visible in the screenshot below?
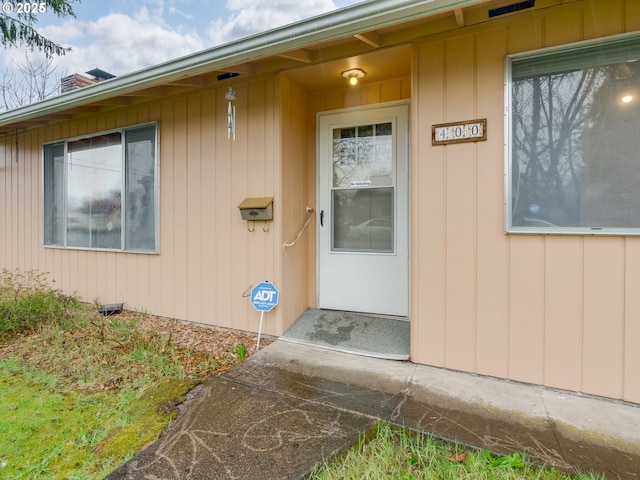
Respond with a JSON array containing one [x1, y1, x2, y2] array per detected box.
[[0, 0, 486, 132]]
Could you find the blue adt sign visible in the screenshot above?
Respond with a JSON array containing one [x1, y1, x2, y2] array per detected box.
[[250, 282, 279, 312]]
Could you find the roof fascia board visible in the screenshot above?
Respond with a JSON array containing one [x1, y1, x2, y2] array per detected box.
[[0, 0, 480, 127]]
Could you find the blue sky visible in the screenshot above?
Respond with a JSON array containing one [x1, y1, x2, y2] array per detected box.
[[2, 0, 362, 78]]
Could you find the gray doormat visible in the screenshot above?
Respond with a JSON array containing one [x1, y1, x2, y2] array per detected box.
[[280, 308, 409, 360]]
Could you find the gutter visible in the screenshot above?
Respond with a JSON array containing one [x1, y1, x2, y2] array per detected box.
[[0, 0, 481, 128]]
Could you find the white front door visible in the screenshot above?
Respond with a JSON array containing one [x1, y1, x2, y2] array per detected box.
[[318, 102, 409, 317]]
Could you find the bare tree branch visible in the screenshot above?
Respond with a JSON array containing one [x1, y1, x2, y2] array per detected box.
[[0, 53, 67, 111]]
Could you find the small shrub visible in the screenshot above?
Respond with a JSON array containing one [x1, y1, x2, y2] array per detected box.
[[233, 343, 248, 361], [0, 269, 81, 334]]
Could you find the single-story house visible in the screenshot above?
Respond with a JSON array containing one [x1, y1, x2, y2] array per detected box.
[[1, 0, 639, 404]]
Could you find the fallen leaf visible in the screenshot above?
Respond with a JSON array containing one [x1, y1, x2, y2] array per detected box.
[[140, 442, 153, 451], [449, 452, 467, 463]]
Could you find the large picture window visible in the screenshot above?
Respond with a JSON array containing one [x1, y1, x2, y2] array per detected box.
[[44, 123, 158, 252], [506, 35, 640, 234]]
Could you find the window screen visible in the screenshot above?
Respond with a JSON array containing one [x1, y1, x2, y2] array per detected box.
[[507, 35, 640, 233]]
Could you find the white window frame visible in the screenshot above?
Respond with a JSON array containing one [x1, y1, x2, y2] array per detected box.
[[42, 122, 160, 253], [504, 33, 640, 236]]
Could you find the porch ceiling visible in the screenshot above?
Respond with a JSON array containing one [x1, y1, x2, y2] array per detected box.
[[282, 44, 412, 91]]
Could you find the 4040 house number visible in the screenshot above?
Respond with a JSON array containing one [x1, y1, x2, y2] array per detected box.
[[432, 118, 487, 145]]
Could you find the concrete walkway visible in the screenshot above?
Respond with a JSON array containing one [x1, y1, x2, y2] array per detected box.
[[107, 340, 640, 479]]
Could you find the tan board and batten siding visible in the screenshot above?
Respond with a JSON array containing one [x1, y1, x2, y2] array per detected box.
[[413, 0, 640, 403], [1, 78, 281, 334], [1, 0, 639, 403]]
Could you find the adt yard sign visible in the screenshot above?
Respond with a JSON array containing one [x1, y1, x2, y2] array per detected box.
[[250, 282, 279, 312], [250, 282, 279, 351]]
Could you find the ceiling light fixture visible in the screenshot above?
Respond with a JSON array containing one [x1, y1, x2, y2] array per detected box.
[[341, 68, 367, 86]]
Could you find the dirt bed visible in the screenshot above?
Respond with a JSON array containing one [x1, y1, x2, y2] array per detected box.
[[130, 312, 271, 376]]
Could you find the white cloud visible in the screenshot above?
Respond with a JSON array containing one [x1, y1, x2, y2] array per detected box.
[[36, 20, 85, 44], [0, 0, 345, 87], [207, 0, 337, 46], [44, 8, 205, 76], [168, 5, 195, 22]]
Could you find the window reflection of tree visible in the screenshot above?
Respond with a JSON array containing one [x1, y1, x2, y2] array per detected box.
[[332, 124, 392, 188], [511, 60, 640, 228]]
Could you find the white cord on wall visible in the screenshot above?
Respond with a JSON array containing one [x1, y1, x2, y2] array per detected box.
[[282, 206, 315, 249]]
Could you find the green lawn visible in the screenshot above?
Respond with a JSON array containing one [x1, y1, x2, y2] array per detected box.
[[0, 344, 197, 479], [310, 421, 605, 480]]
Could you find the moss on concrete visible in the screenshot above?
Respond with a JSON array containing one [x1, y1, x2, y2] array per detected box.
[[96, 378, 199, 459]]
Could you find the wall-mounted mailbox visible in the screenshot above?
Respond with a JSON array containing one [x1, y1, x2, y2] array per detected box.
[[238, 197, 273, 221]]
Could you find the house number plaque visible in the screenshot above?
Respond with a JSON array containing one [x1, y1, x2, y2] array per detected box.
[[432, 118, 487, 145]]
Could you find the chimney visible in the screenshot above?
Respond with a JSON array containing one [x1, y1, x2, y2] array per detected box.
[[85, 68, 116, 82], [61, 73, 97, 93], [61, 68, 115, 93]]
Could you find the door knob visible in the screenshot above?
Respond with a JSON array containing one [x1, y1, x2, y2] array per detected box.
[[320, 210, 324, 227]]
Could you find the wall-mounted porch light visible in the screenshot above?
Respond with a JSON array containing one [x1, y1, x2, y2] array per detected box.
[[341, 68, 367, 86]]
